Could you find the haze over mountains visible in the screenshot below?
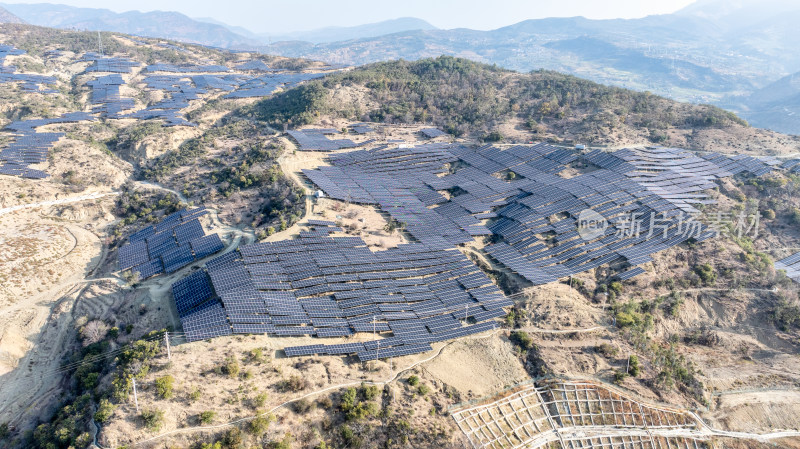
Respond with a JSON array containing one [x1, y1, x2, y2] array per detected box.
[[0, 5, 23, 23], [196, 16, 438, 44], [2, 0, 799, 134], [0, 3, 259, 47]]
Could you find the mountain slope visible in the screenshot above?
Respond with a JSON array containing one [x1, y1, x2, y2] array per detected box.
[[735, 72, 800, 134], [247, 56, 767, 150], [0, 3, 258, 48], [0, 5, 23, 23]]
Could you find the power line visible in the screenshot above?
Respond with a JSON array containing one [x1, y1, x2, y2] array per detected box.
[[45, 332, 175, 376]]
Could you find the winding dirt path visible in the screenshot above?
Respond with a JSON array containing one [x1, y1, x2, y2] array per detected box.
[[0, 190, 118, 217]]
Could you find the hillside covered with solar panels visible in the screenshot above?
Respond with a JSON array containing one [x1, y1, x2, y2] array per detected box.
[[4, 22, 800, 449]]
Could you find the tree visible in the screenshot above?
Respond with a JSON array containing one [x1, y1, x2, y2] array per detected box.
[[628, 355, 641, 377], [80, 320, 109, 346], [94, 399, 116, 423]]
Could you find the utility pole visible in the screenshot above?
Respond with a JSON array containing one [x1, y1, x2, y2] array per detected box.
[[132, 378, 139, 412], [164, 333, 171, 361], [97, 31, 103, 56]]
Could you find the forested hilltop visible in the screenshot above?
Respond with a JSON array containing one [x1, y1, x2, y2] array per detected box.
[[249, 56, 766, 148]]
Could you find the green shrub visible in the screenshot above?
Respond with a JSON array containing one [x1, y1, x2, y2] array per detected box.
[[141, 408, 165, 431], [94, 399, 116, 423], [248, 413, 274, 436], [252, 392, 268, 408], [595, 343, 618, 358], [790, 208, 800, 225], [770, 299, 800, 330], [221, 355, 240, 377], [340, 387, 358, 412], [279, 375, 309, 392], [359, 383, 380, 401], [693, 263, 717, 286], [345, 401, 378, 421], [221, 427, 242, 448], [155, 375, 174, 399], [340, 424, 360, 447], [407, 375, 420, 387], [509, 331, 534, 351], [267, 434, 294, 449], [317, 395, 333, 409], [199, 410, 216, 424], [249, 347, 268, 363], [292, 398, 314, 414], [417, 384, 430, 396], [628, 355, 641, 377]]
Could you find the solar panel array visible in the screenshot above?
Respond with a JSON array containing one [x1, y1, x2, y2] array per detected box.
[[351, 123, 374, 134], [420, 128, 447, 138], [146, 63, 231, 73], [117, 208, 224, 279], [126, 75, 202, 126], [126, 71, 328, 126], [300, 143, 789, 287], [775, 252, 800, 283], [87, 74, 135, 117], [0, 112, 96, 179], [0, 44, 58, 93], [302, 144, 515, 247], [782, 158, 800, 174], [288, 129, 360, 151], [223, 72, 325, 99], [170, 142, 789, 358], [235, 60, 276, 72], [82, 54, 141, 74], [172, 221, 506, 357]]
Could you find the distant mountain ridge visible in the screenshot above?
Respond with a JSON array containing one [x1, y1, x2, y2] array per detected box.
[[260, 1, 800, 135], [0, 3, 259, 47], [272, 17, 437, 43], [0, 5, 24, 23], [2, 1, 799, 134]]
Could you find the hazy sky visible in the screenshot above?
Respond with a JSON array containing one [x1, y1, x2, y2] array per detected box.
[[3, 0, 698, 34]]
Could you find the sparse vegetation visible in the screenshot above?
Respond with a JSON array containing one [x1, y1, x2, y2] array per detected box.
[[154, 375, 174, 399], [248, 413, 275, 436], [509, 330, 534, 351], [279, 374, 309, 392], [198, 410, 216, 424], [140, 408, 165, 431], [219, 355, 240, 378], [252, 56, 749, 141]]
